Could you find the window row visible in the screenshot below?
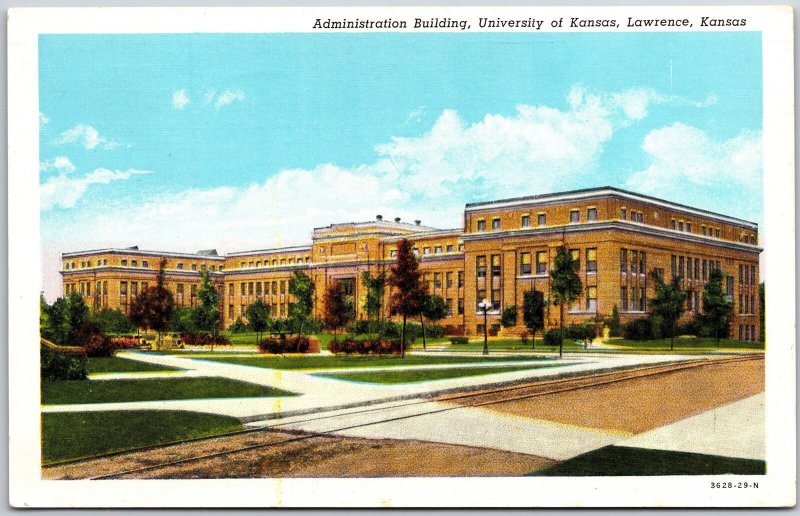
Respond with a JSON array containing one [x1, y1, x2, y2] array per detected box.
[[739, 294, 757, 315], [119, 281, 150, 298], [738, 324, 757, 341], [238, 257, 308, 269], [229, 280, 291, 298], [739, 264, 757, 286], [231, 302, 290, 319], [671, 255, 721, 282], [424, 271, 465, 290], [64, 259, 112, 270], [518, 248, 597, 276], [739, 234, 757, 245], [620, 286, 646, 312], [620, 207, 644, 223], [620, 249, 646, 274]]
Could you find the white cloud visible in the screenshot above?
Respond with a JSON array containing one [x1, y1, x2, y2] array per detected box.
[[405, 106, 426, 124], [626, 122, 762, 193], [40, 168, 151, 210], [55, 124, 123, 150], [172, 89, 190, 109], [40, 156, 76, 174], [214, 89, 246, 109], [39, 112, 50, 128]]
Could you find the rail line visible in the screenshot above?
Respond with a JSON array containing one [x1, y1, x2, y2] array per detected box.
[[45, 354, 762, 480]]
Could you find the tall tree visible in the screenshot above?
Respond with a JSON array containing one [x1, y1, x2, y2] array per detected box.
[[246, 299, 270, 344], [322, 280, 349, 341], [650, 269, 687, 350], [361, 271, 386, 336], [387, 239, 427, 358], [701, 268, 733, 347], [192, 271, 221, 335], [549, 246, 582, 358], [66, 291, 89, 331], [288, 271, 315, 336], [420, 294, 448, 349], [522, 290, 546, 350], [130, 259, 175, 347]]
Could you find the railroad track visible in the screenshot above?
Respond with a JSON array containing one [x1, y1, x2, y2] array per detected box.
[[46, 354, 763, 480]]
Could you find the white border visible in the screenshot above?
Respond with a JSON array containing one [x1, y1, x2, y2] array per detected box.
[[8, 5, 795, 508]]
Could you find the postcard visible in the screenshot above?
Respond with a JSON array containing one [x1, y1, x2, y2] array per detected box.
[[8, 5, 795, 508]]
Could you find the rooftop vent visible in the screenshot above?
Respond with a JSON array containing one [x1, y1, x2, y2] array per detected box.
[[376, 214, 383, 221], [414, 220, 421, 226], [124, 245, 139, 250], [394, 217, 401, 223], [196, 249, 219, 256]]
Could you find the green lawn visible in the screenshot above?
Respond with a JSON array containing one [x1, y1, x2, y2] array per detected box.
[[320, 364, 560, 384], [42, 377, 296, 405], [530, 445, 766, 476], [438, 338, 585, 352], [198, 354, 554, 370], [86, 357, 183, 374], [41, 410, 243, 464], [611, 338, 765, 351]]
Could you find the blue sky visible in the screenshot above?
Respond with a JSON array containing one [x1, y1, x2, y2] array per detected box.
[[39, 32, 763, 300]]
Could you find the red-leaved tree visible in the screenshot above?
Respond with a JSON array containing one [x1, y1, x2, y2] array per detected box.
[[387, 239, 427, 358], [322, 280, 349, 342], [130, 258, 175, 347]]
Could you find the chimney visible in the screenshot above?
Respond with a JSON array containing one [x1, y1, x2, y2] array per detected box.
[[394, 217, 401, 223], [376, 214, 383, 221], [414, 219, 421, 226]]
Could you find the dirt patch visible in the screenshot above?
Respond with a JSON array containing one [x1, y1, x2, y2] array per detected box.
[[44, 430, 553, 479], [455, 359, 764, 434]]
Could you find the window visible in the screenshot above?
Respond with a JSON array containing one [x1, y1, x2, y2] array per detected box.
[[750, 265, 756, 284], [492, 218, 501, 231], [271, 281, 277, 295], [686, 223, 692, 233], [491, 288, 501, 311], [457, 298, 464, 315], [670, 220, 676, 230], [256, 261, 261, 267], [587, 207, 597, 221], [390, 249, 396, 258], [228, 284, 234, 299], [240, 283, 246, 296], [537, 213, 546, 226], [586, 286, 597, 312], [434, 273, 442, 289], [715, 228, 720, 238], [446, 272, 453, 288], [446, 298, 454, 315], [121, 259, 128, 267], [630, 251, 638, 275], [521, 215, 531, 228], [240, 262, 245, 268], [620, 207, 627, 220], [190, 284, 197, 307], [702, 225, 707, 235], [140, 260, 148, 268], [458, 243, 465, 252], [476, 256, 486, 278], [638, 287, 646, 311], [176, 284, 184, 304], [726, 276, 734, 302], [120, 281, 127, 296], [434, 245, 442, 254], [191, 264, 197, 271], [131, 260, 138, 267], [586, 248, 597, 273], [281, 259, 286, 265], [457, 271, 464, 288], [620, 286, 628, 311], [229, 305, 234, 319], [491, 255, 501, 277], [569, 210, 580, 223], [739, 264, 743, 284], [476, 220, 486, 231], [536, 251, 548, 274], [620, 249, 628, 272], [446, 244, 454, 253], [423, 247, 430, 255], [476, 289, 486, 310], [678, 221, 684, 232], [201, 264, 207, 271], [211, 265, 216, 271], [570, 249, 580, 272], [256, 282, 262, 296], [520, 252, 532, 275], [694, 259, 699, 280]]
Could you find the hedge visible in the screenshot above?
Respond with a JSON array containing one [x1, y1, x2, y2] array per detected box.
[[41, 347, 87, 381], [328, 338, 401, 355], [179, 332, 232, 346], [449, 336, 469, 345], [258, 335, 320, 354]]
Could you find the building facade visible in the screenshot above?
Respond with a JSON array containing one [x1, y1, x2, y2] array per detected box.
[[60, 187, 762, 340]]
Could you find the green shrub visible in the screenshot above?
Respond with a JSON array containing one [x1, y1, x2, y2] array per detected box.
[[179, 333, 231, 346], [258, 335, 319, 354], [228, 317, 249, 334], [449, 336, 469, 345], [622, 317, 665, 341], [329, 338, 400, 355], [89, 308, 136, 335], [41, 347, 87, 381], [501, 306, 518, 328], [605, 305, 623, 337], [563, 324, 595, 340], [543, 329, 562, 347]]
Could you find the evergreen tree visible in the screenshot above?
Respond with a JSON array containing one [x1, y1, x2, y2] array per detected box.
[[288, 271, 315, 336], [387, 239, 427, 357], [702, 268, 733, 347], [191, 271, 221, 335], [549, 246, 582, 357], [522, 290, 546, 350], [650, 269, 687, 350], [420, 294, 448, 349], [361, 271, 386, 336]]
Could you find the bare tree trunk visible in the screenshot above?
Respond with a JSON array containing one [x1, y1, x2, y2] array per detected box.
[[420, 314, 426, 349], [401, 316, 407, 358], [559, 304, 564, 358]]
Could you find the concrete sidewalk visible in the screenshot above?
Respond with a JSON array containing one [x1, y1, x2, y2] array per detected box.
[[617, 393, 765, 460]]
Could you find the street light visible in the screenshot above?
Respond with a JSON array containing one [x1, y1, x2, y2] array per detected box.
[[478, 298, 491, 356]]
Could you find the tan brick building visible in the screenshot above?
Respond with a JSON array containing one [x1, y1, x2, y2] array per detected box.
[[60, 187, 762, 340]]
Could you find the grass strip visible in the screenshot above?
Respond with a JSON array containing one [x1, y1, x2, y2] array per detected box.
[[319, 364, 559, 384], [198, 355, 553, 370], [87, 356, 183, 374], [42, 377, 295, 405], [530, 445, 766, 476], [41, 410, 243, 464]]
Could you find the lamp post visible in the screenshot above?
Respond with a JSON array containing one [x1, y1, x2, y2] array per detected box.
[[478, 298, 491, 355]]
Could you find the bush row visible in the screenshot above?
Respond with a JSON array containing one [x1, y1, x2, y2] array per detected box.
[[328, 338, 401, 355], [449, 336, 469, 345], [258, 335, 320, 354], [345, 320, 448, 340]]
